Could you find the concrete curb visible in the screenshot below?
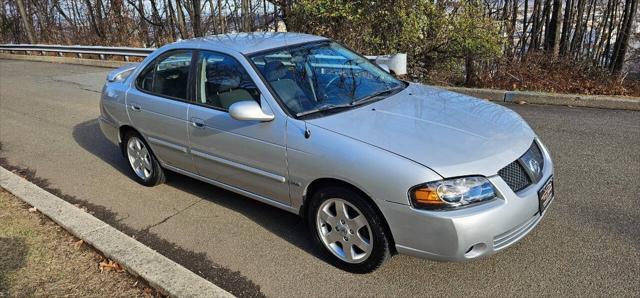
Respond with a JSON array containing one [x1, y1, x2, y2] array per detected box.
[[2, 53, 639, 111], [444, 86, 640, 111], [0, 167, 234, 298]]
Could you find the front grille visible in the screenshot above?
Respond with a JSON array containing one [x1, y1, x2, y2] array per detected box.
[[498, 141, 545, 192], [498, 161, 532, 192]]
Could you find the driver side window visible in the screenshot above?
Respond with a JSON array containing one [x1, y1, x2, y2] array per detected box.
[[196, 51, 259, 110]]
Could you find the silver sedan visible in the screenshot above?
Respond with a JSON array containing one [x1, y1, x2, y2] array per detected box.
[[99, 33, 555, 273]]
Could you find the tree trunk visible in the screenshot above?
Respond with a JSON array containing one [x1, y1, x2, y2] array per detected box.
[[263, 0, 268, 31], [569, 0, 586, 54], [16, 0, 36, 43], [546, 0, 563, 58], [218, 0, 225, 33], [137, 0, 150, 46], [521, 0, 529, 56], [559, 0, 574, 55], [191, 0, 202, 37], [585, 0, 597, 57], [241, 0, 250, 32], [610, 0, 638, 73], [175, 0, 189, 39], [593, 0, 613, 61], [166, 0, 179, 40], [530, 0, 543, 51], [465, 55, 475, 85], [540, 0, 552, 51], [83, 0, 103, 39]]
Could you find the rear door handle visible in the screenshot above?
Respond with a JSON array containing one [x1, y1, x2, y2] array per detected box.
[[191, 118, 205, 128], [129, 104, 141, 112]]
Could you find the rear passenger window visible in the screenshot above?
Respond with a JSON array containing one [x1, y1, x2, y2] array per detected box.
[[137, 51, 192, 100], [196, 51, 259, 110]]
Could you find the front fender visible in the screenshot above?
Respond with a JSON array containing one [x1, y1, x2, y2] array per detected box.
[[286, 119, 442, 212]]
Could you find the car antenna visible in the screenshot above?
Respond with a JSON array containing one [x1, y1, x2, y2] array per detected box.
[[304, 121, 311, 139]]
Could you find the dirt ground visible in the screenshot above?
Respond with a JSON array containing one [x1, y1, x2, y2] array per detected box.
[[0, 189, 147, 297]]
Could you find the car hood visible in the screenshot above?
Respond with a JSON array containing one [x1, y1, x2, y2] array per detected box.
[[307, 83, 535, 178]]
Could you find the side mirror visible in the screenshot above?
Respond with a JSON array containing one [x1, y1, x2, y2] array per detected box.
[[107, 64, 138, 82], [229, 100, 274, 122]]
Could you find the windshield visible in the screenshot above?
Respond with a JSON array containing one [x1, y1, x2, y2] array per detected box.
[[250, 41, 406, 117]]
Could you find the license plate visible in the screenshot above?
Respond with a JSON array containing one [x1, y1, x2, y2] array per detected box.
[[538, 177, 554, 213]]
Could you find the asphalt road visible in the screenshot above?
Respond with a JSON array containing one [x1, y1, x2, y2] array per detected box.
[[1, 59, 639, 297]]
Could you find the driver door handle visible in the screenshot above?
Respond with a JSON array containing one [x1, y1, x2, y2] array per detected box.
[[129, 104, 141, 112], [191, 118, 205, 128]]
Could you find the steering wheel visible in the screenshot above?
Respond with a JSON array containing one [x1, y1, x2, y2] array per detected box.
[[322, 74, 354, 101]]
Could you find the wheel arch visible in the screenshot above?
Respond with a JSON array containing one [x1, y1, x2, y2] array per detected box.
[[118, 125, 142, 157], [301, 178, 397, 253]]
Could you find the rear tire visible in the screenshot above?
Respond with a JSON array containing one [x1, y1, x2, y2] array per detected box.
[[307, 186, 391, 273], [123, 131, 166, 187]]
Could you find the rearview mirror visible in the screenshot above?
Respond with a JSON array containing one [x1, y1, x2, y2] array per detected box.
[[229, 100, 274, 122]]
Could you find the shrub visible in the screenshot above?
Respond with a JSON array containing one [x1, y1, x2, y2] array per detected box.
[[288, 0, 504, 79]]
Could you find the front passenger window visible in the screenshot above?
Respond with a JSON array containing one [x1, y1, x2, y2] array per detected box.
[[197, 51, 259, 110], [137, 51, 192, 100]]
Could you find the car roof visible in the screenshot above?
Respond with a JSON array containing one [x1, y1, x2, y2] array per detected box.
[[175, 32, 328, 55]]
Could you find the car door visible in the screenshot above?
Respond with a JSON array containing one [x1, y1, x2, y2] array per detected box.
[[188, 50, 290, 205], [126, 50, 197, 173]]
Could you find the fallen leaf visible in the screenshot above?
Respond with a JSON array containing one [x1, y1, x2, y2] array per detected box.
[[143, 287, 153, 298], [73, 239, 84, 250], [92, 251, 105, 262], [28, 207, 38, 213], [100, 260, 125, 273]]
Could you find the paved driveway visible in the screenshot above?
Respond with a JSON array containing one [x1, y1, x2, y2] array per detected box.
[[1, 59, 638, 296]]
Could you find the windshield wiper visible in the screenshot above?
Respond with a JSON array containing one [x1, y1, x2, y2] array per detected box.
[[296, 85, 406, 118], [296, 103, 354, 117], [351, 86, 404, 105]]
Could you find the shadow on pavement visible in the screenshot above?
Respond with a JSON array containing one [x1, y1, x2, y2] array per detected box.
[[71, 118, 321, 268], [71, 119, 131, 177], [5, 128, 266, 297]]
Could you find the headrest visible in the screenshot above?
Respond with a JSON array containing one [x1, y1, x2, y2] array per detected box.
[[206, 68, 241, 92], [264, 61, 288, 82]]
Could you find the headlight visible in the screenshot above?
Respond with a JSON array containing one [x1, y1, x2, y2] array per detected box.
[[409, 176, 496, 210]]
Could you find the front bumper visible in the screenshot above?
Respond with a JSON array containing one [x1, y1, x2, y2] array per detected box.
[[99, 116, 119, 145], [387, 140, 554, 261]]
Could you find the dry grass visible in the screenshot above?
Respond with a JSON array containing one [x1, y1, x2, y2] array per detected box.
[[408, 53, 640, 97], [474, 54, 640, 97], [0, 189, 150, 297]]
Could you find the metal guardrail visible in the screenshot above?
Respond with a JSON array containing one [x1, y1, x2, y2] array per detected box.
[[0, 44, 154, 61], [0, 43, 407, 75]]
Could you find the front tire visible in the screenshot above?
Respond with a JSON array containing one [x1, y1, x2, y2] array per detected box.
[[123, 131, 165, 187], [307, 186, 391, 273]]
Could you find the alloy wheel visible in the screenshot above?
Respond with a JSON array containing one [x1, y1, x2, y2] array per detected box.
[[126, 136, 152, 180], [316, 198, 373, 263]]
